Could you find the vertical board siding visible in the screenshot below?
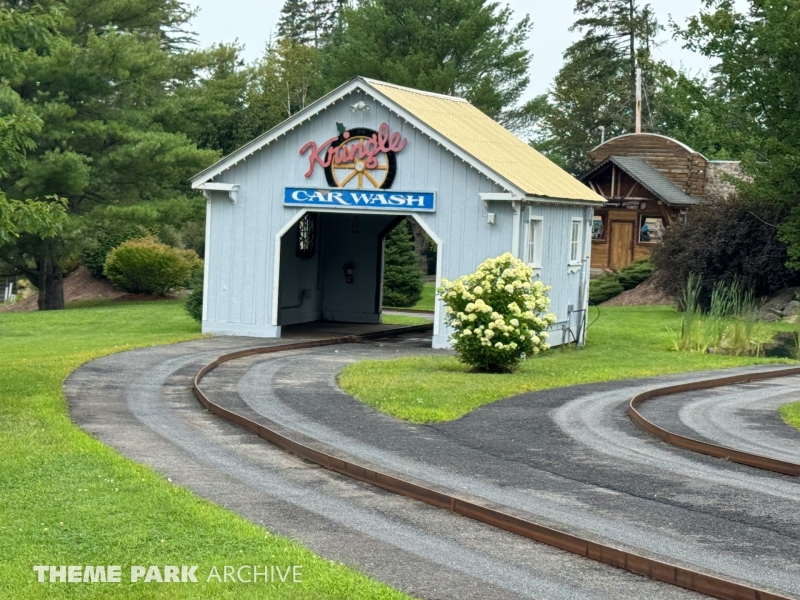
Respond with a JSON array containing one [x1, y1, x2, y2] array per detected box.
[[203, 91, 588, 346]]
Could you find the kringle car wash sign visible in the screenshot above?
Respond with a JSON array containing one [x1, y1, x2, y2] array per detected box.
[[284, 122, 436, 212]]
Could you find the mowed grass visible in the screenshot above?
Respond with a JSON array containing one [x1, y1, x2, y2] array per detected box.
[[339, 306, 797, 423], [381, 314, 431, 326], [779, 401, 800, 431], [0, 300, 409, 599], [383, 282, 436, 312], [411, 282, 436, 311]]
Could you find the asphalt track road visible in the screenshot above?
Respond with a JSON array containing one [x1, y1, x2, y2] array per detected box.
[[64, 332, 800, 599]]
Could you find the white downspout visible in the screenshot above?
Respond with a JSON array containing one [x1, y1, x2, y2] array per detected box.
[[511, 200, 522, 258], [578, 205, 593, 346]]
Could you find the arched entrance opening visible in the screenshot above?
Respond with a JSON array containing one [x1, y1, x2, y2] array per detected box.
[[272, 210, 441, 337]]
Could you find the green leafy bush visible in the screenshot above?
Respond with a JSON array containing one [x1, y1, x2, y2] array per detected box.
[[589, 275, 624, 304], [652, 197, 800, 309], [438, 253, 556, 373], [82, 225, 149, 279], [383, 220, 423, 307], [104, 236, 201, 295], [185, 268, 204, 322], [617, 259, 653, 290]]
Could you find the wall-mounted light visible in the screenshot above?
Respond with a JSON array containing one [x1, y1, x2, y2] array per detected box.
[[350, 101, 370, 112], [487, 213, 496, 224], [343, 261, 355, 284]]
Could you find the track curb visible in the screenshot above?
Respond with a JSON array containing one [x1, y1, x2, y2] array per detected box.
[[629, 366, 800, 477], [193, 329, 793, 600]]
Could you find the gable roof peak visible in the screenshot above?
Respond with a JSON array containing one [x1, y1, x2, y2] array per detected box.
[[192, 77, 603, 203]]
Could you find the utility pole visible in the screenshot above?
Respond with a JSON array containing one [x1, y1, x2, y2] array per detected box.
[[635, 67, 642, 134]]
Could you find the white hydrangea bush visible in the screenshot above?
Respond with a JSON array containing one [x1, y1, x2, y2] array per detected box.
[[437, 253, 557, 372]]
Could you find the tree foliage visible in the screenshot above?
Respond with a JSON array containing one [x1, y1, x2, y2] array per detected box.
[[382, 220, 423, 308], [529, 0, 663, 172], [676, 0, 800, 268], [651, 197, 799, 307], [0, 0, 242, 308], [321, 0, 534, 124]]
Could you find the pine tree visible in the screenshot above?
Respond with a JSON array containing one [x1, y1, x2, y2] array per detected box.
[[382, 220, 423, 308], [278, 0, 311, 44], [529, 1, 662, 173], [323, 0, 533, 122]]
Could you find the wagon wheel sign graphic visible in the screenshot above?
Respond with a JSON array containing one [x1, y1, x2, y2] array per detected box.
[[324, 127, 398, 190]]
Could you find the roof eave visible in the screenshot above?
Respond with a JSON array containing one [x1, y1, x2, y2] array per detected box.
[[191, 78, 365, 186]]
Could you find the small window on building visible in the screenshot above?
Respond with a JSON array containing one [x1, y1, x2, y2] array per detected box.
[[639, 216, 665, 244], [297, 213, 316, 259], [526, 217, 543, 268], [569, 219, 582, 264], [591, 216, 605, 241]]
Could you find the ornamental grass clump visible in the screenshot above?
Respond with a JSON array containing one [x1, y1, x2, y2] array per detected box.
[[438, 253, 557, 373]]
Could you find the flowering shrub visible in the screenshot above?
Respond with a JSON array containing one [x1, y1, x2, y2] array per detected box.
[[438, 253, 557, 373]]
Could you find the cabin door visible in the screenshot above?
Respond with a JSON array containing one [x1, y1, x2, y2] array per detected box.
[[609, 221, 634, 270]]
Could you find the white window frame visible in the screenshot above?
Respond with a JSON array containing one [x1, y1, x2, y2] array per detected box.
[[569, 218, 582, 265], [526, 216, 543, 269]]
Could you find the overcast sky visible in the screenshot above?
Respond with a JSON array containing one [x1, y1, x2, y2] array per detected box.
[[190, 0, 746, 101]]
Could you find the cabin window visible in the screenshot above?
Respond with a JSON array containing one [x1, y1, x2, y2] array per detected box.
[[526, 217, 543, 268], [639, 216, 665, 244], [591, 216, 605, 241], [569, 219, 582, 264], [297, 213, 316, 258]]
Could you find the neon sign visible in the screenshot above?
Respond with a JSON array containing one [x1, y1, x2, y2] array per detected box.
[[300, 123, 407, 189]]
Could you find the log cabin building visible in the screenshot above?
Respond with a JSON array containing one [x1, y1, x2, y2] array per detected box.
[[581, 133, 740, 271]]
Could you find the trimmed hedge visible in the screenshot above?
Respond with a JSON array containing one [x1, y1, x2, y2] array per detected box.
[[589, 276, 625, 304], [589, 260, 653, 304], [617, 260, 653, 290], [104, 236, 201, 295], [83, 225, 149, 279]]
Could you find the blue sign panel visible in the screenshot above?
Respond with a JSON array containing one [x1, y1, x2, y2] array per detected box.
[[284, 188, 435, 212]]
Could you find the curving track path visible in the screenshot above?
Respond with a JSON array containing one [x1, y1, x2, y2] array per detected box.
[[65, 332, 800, 599], [635, 377, 800, 465]]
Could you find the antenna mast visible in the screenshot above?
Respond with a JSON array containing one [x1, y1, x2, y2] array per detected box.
[[635, 67, 642, 134]]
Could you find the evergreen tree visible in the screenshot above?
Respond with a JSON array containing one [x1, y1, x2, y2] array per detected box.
[[322, 0, 534, 123], [0, 0, 235, 309], [278, 0, 311, 44], [529, 1, 662, 173], [382, 220, 423, 308]]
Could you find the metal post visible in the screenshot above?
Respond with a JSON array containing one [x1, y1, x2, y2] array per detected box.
[[635, 67, 642, 134]]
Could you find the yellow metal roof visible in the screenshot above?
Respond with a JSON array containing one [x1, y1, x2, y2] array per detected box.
[[365, 79, 604, 203]]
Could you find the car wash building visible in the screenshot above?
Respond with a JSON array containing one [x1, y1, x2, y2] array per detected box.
[[191, 77, 605, 349]]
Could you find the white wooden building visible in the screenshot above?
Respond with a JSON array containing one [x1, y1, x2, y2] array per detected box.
[[191, 78, 604, 348]]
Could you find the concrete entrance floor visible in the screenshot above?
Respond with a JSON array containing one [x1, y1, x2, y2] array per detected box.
[[281, 320, 427, 340]]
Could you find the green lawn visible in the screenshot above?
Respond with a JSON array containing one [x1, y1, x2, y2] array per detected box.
[[0, 300, 408, 599], [779, 400, 800, 431], [339, 306, 797, 423], [381, 314, 431, 326], [411, 282, 436, 311]]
